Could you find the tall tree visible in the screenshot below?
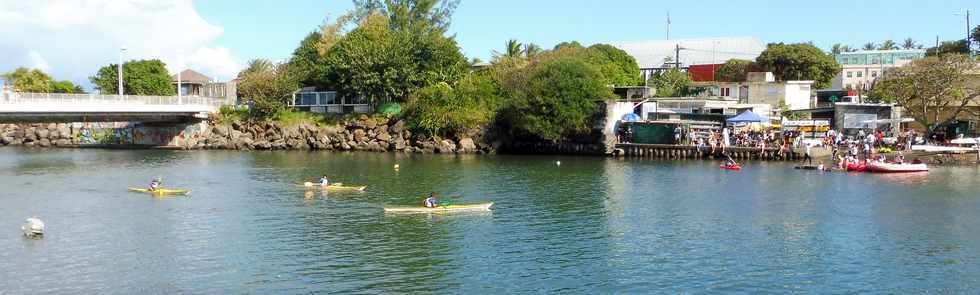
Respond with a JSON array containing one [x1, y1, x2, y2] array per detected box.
[[237, 59, 300, 119], [2, 67, 53, 92], [878, 39, 898, 50], [494, 39, 524, 59], [831, 43, 845, 55], [973, 25, 980, 49], [862, 42, 877, 50], [755, 43, 841, 89], [868, 54, 980, 136], [50, 80, 85, 94], [290, 31, 327, 88], [714, 59, 753, 82], [89, 59, 174, 95], [586, 44, 642, 86], [902, 38, 918, 49], [648, 68, 693, 97]]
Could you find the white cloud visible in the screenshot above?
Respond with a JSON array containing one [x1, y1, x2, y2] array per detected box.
[[0, 0, 241, 90]]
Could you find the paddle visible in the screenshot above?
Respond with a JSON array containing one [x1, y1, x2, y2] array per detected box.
[[724, 153, 738, 166]]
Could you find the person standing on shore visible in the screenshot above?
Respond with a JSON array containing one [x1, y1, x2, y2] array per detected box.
[[802, 142, 813, 165]]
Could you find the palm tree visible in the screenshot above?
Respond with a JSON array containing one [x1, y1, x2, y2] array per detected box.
[[862, 42, 877, 50], [504, 39, 523, 58], [878, 40, 897, 50], [523, 43, 542, 58], [239, 59, 273, 78], [831, 43, 845, 54], [901, 38, 918, 49], [841, 45, 855, 52]]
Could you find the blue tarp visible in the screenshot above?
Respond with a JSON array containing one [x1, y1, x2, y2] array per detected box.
[[621, 113, 642, 122], [726, 110, 766, 123]]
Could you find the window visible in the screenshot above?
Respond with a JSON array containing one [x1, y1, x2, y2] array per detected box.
[[856, 71, 863, 78], [846, 71, 853, 78]]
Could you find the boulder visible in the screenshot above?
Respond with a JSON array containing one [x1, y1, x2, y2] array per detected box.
[[38, 138, 51, 147], [458, 138, 477, 153], [394, 138, 407, 150], [55, 139, 71, 146], [377, 133, 391, 142], [389, 120, 406, 134], [254, 140, 271, 150], [46, 123, 57, 131], [353, 129, 367, 143], [438, 140, 456, 153], [35, 128, 50, 140], [231, 130, 243, 141], [213, 125, 229, 137], [57, 125, 72, 139]]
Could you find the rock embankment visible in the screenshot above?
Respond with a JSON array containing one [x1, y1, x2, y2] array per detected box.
[[196, 116, 493, 154], [0, 123, 74, 147]]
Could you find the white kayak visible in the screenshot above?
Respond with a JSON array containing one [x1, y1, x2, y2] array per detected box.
[[867, 162, 929, 173]]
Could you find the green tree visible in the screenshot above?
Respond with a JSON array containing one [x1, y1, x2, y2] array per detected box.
[[90, 59, 174, 95], [714, 59, 753, 82], [50, 80, 84, 94], [501, 58, 613, 141], [2, 67, 52, 92], [862, 42, 876, 50], [586, 44, 642, 86], [926, 40, 970, 56], [523, 43, 542, 58], [237, 59, 300, 119], [755, 43, 841, 89], [868, 54, 980, 136], [902, 38, 919, 49], [495, 39, 523, 59], [290, 31, 327, 88], [406, 71, 503, 135], [324, 3, 467, 104], [648, 68, 693, 97], [972, 25, 980, 49], [830, 43, 846, 54], [878, 40, 898, 50]]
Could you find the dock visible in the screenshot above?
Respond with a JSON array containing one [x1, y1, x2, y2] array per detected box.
[[613, 143, 800, 161]]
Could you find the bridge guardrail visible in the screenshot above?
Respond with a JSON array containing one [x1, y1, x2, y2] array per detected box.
[[1, 92, 230, 108]]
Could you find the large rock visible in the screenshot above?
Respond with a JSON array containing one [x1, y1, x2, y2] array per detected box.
[[353, 129, 367, 143], [389, 120, 406, 134], [231, 130, 243, 141], [45, 123, 57, 131], [57, 125, 71, 139], [394, 138, 407, 151], [35, 128, 49, 140], [213, 125, 230, 137], [438, 140, 456, 153], [377, 133, 391, 142], [38, 138, 51, 147], [55, 139, 71, 146], [458, 138, 477, 153], [254, 140, 271, 150]]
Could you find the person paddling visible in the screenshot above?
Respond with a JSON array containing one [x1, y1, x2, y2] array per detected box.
[[724, 153, 738, 167], [148, 177, 162, 192], [423, 192, 438, 208], [319, 175, 330, 187]]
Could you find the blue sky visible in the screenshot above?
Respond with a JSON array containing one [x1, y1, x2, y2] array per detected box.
[[0, 0, 976, 89], [195, 0, 978, 63]]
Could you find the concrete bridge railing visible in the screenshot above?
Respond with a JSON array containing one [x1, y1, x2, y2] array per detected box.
[[1, 92, 228, 110]]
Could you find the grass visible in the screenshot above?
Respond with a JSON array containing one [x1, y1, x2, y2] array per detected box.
[[214, 106, 394, 128]]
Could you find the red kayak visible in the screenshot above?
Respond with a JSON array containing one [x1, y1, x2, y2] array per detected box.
[[846, 162, 868, 172], [867, 162, 929, 173], [720, 164, 742, 171]]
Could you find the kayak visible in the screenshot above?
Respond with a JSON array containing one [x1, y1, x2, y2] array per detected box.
[[300, 182, 366, 192], [383, 202, 493, 213], [720, 164, 742, 171], [867, 162, 929, 173], [846, 162, 868, 172], [128, 188, 191, 195]]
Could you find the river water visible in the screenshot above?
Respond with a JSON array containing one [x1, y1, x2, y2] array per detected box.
[[1, 148, 979, 294]]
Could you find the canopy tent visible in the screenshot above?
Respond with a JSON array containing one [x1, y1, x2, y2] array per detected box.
[[726, 110, 766, 123], [621, 113, 642, 122]]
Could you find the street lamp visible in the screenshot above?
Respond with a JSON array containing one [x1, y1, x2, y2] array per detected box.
[[954, 10, 972, 56], [118, 47, 127, 96]]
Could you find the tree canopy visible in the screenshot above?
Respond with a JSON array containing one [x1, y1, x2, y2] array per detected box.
[[868, 54, 980, 135], [714, 59, 753, 82], [237, 59, 300, 119], [648, 68, 693, 97], [2, 68, 84, 93], [89, 59, 174, 95], [755, 43, 841, 89], [926, 40, 970, 57]]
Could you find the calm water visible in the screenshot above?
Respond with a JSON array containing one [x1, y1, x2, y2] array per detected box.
[[1, 148, 980, 294]]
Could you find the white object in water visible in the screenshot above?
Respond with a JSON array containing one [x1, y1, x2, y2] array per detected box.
[[394, 164, 400, 170], [22, 217, 44, 237], [556, 161, 561, 166]]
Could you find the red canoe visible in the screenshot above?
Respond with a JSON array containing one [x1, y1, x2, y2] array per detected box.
[[846, 162, 868, 172], [867, 162, 929, 173]]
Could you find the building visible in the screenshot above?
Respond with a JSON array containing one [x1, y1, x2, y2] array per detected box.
[[833, 49, 926, 91], [171, 69, 237, 105], [703, 72, 815, 111], [612, 37, 766, 81]]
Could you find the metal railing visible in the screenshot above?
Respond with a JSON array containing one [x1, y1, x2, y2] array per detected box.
[[290, 91, 370, 107], [1, 92, 230, 108]]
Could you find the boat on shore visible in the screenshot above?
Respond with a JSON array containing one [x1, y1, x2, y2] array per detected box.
[[867, 162, 929, 173], [22, 217, 44, 238], [383, 202, 493, 213], [846, 162, 868, 172]]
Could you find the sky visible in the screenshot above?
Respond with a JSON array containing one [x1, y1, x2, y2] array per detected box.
[[1, 0, 977, 91]]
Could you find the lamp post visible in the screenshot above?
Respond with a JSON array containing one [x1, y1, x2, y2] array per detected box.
[[118, 47, 127, 96], [955, 10, 972, 56]]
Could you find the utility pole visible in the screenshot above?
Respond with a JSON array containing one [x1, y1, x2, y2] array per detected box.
[[117, 47, 126, 96], [666, 12, 671, 40], [675, 44, 680, 69]]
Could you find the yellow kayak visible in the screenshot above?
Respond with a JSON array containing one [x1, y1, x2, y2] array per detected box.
[[383, 202, 493, 213], [128, 187, 191, 195], [300, 182, 367, 192]]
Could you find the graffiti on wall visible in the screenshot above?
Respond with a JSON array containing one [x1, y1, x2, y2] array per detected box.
[[72, 122, 204, 146]]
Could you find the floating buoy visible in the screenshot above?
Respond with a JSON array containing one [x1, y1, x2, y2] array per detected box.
[[556, 161, 561, 166], [393, 164, 400, 170]]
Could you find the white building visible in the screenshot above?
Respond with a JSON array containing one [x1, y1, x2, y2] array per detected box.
[[707, 72, 814, 111], [833, 49, 926, 91], [612, 37, 766, 81]]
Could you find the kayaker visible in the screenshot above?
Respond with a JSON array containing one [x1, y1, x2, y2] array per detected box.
[[423, 192, 438, 208], [149, 177, 162, 192], [319, 175, 330, 186]]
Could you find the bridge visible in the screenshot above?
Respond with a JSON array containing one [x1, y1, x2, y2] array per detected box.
[[0, 92, 228, 123]]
